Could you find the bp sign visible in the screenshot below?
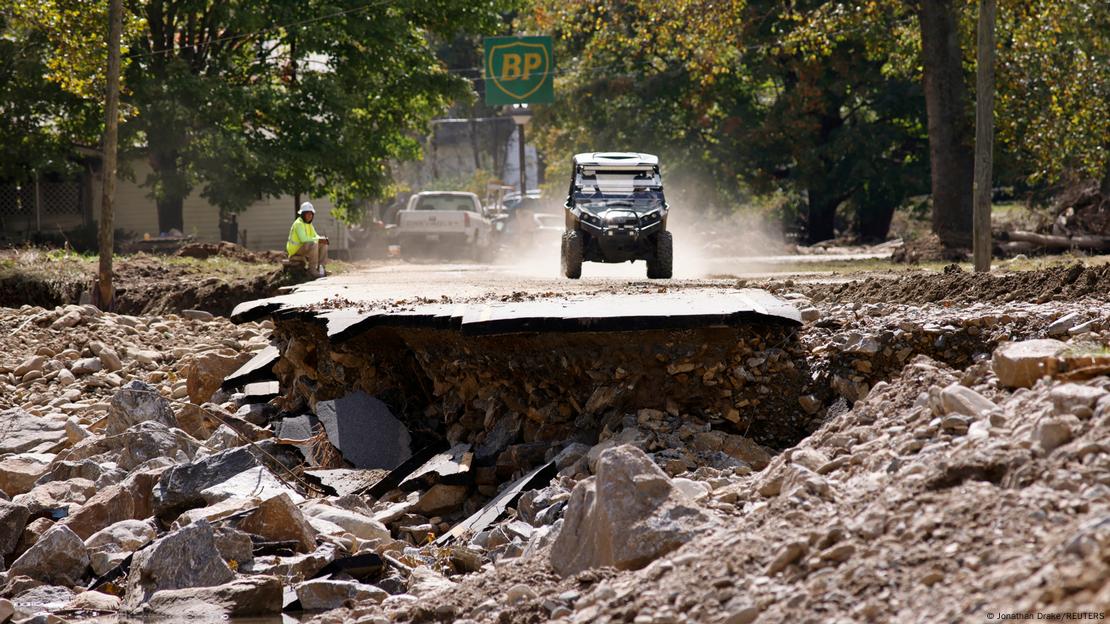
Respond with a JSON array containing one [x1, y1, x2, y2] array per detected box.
[[484, 36, 554, 106]]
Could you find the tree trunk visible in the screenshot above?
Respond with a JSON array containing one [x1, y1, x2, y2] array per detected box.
[[856, 204, 896, 243], [805, 186, 841, 244], [972, 0, 996, 272], [98, 0, 122, 310], [1100, 151, 1110, 198], [148, 146, 185, 233], [918, 0, 975, 249]]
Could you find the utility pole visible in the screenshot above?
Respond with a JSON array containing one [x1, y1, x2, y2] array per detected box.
[[972, 0, 996, 273], [98, 0, 122, 308]]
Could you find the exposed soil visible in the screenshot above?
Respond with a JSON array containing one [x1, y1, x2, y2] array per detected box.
[[0, 249, 307, 317], [800, 261, 1110, 305]]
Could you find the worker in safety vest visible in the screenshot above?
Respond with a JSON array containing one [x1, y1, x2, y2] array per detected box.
[[287, 202, 329, 277]]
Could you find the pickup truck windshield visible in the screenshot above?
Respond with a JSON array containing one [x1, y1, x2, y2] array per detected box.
[[415, 196, 475, 211]]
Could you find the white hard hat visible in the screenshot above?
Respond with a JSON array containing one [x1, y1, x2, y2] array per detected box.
[[299, 202, 316, 214]]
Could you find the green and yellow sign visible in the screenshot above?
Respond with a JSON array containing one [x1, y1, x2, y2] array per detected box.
[[483, 36, 554, 106]]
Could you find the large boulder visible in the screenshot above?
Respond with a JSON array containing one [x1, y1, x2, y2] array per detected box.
[[59, 484, 136, 540], [0, 500, 30, 557], [295, 579, 388, 610], [151, 446, 262, 520], [0, 409, 68, 455], [237, 493, 317, 554], [0, 454, 53, 496], [57, 421, 199, 472], [550, 445, 714, 576], [199, 466, 304, 507], [992, 339, 1067, 389], [124, 520, 235, 611], [142, 575, 282, 618], [106, 381, 177, 435], [85, 518, 158, 576], [182, 350, 252, 405], [12, 478, 97, 517], [300, 503, 390, 541], [7, 525, 89, 586]]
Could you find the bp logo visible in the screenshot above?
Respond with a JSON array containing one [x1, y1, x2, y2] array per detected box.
[[484, 36, 554, 105]]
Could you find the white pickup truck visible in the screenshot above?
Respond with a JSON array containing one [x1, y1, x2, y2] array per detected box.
[[396, 191, 495, 261]]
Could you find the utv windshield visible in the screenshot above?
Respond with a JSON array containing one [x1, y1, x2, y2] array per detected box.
[[574, 168, 661, 194]]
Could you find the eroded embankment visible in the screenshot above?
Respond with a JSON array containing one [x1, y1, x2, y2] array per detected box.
[[272, 322, 813, 453]]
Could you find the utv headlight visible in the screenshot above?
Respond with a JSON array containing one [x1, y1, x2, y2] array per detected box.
[[639, 210, 661, 225]]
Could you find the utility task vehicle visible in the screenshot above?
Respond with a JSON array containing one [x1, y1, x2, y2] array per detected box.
[[396, 191, 494, 261], [561, 152, 672, 279]]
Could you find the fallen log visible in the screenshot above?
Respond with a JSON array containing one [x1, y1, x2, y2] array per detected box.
[[997, 230, 1110, 251]]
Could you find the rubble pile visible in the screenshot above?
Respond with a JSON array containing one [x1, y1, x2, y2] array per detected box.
[[0, 271, 1107, 623], [312, 330, 1110, 624]]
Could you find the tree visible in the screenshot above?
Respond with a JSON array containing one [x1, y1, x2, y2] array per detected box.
[[13, 0, 517, 232], [527, 0, 929, 244]]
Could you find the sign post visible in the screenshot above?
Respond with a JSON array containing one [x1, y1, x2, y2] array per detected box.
[[484, 36, 553, 194]]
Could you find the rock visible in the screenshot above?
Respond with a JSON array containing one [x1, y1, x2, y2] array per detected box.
[[64, 590, 121, 613], [181, 309, 215, 322], [50, 310, 82, 330], [0, 454, 53, 496], [505, 583, 537, 604], [212, 526, 254, 567], [0, 500, 30, 557], [9, 585, 75, 617], [13, 356, 47, 378], [58, 484, 135, 540], [238, 493, 317, 554], [143, 575, 282, 618], [692, 431, 771, 470], [799, 307, 820, 322], [1035, 418, 1073, 454], [151, 445, 262, 520], [766, 541, 807, 575], [406, 566, 457, 597], [412, 484, 469, 516], [106, 381, 177, 435], [300, 503, 390, 541], [35, 459, 124, 489], [1050, 384, 1108, 416], [798, 394, 822, 415], [13, 517, 54, 559], [992, 340, 1067, 389], [671, 478, 711, 500], [71, 357, 102, 375], [1046, 312, 1080, 336], [134, 350, 163, 367], [124, 520, 235, 611], [199, 466, 304, 507], [0, 409, 68, 455], [85, 519, 157, 554], [181, 350, 252, 405], [0, 598, 11, 624], [939, 383, 997, 418], [59, 421, 199, 472], [8, 525, 89, 586], [55, 369, 76, 387], [295, 579, 388, 610], [88, 341, 123, 372], [551, 445, 714, 576], [63, 418, 89, 445], [12, 478, 97, 517]]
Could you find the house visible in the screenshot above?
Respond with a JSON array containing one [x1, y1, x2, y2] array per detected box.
[[1, 158, 351, 252]]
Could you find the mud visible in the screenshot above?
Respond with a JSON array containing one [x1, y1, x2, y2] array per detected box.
[[802, 261, 1110, 305]]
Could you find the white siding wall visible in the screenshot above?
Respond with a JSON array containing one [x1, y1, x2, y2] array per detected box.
[[237, 196, 348, 251], [92, 159, 348, 251]]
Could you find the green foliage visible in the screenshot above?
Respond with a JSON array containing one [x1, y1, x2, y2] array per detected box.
[[525, 0, 929, 242], [996, 0, 1110, 186], [5, 0, 518, 225]]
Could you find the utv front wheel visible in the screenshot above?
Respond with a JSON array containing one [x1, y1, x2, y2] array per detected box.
[[647, 231, 673, 279], [561, 231, 583, 279]]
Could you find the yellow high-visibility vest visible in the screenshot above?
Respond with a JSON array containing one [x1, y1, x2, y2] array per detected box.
[[286, 217, 319, 256]]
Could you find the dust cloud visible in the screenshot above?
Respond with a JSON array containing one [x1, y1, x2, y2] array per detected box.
[[495, 207, 787, 280]]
